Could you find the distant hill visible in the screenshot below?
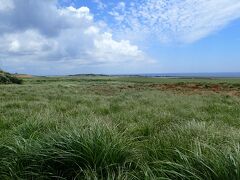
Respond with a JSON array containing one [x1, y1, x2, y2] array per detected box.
[[69, 74, 109, 77], [14, 73, 33, 78], [0, 70, 23, 84]]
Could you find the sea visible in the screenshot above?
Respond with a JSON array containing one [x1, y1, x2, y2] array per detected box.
[[120, 72, 240, 78]]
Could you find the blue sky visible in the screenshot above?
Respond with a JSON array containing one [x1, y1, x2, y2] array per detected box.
[[0, 0, 240, 75]]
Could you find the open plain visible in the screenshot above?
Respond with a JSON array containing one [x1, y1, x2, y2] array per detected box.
[[0, 76, 240, 179]]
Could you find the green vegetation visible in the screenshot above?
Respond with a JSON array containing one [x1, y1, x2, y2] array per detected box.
[[0, 70, 23, 84], [0, 76, 240, 179]]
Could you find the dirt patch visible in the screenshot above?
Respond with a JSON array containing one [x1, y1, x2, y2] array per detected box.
[[145, 83, 240, 96], [15, 74, 33, 78], [119, 83, 240, 96], [84, 82, 240, 96]]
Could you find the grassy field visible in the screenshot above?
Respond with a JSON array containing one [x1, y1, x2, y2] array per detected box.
[[0, 76, 240, 179]]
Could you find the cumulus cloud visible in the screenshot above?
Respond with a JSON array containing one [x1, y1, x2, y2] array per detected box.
[[0, 30, 55, 55], [0, 0, 66, 36], [0, 0, 150, 74], [110, 0, 240, 43]]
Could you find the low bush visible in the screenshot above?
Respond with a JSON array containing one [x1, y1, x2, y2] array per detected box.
[[0, 70, 23, 84]]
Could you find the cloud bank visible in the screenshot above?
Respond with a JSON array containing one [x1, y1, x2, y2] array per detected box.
[[0, 0, 148, 74]]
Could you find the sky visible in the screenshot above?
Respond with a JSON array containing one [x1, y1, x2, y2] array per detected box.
[[0, 0, 240, 75]]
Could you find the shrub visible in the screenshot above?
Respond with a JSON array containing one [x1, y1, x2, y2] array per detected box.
[[0, 70, 23, 84]]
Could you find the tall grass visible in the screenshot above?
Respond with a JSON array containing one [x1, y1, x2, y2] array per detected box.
[[0, 77, 240, 179], [0, 124, 141, 179]]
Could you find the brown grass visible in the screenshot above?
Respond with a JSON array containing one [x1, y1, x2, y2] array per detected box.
[[86, 83, 240, 96]]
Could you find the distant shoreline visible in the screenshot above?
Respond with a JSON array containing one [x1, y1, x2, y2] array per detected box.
[[69, 72, 240, 78], [13, 72, 240, 78]]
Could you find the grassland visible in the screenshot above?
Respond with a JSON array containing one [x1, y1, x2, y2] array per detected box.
[[0, 76, 240, 179]]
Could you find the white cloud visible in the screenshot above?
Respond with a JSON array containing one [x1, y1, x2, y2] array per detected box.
[[110, 0, 240, 43], [0, 0, 14, 12], [0, 30, 55, 55], [93, 32, 145, 63], [0, 0, 151, 74], [93, 0, 107, 10]]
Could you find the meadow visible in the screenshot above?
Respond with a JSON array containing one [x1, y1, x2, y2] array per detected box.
[[0, 76, 240, 179]]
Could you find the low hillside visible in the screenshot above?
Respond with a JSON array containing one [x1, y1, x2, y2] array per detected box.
[[0, 70, 23, 84]]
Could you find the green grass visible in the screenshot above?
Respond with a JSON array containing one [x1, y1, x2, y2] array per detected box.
[[0, 76, 240, 179]]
